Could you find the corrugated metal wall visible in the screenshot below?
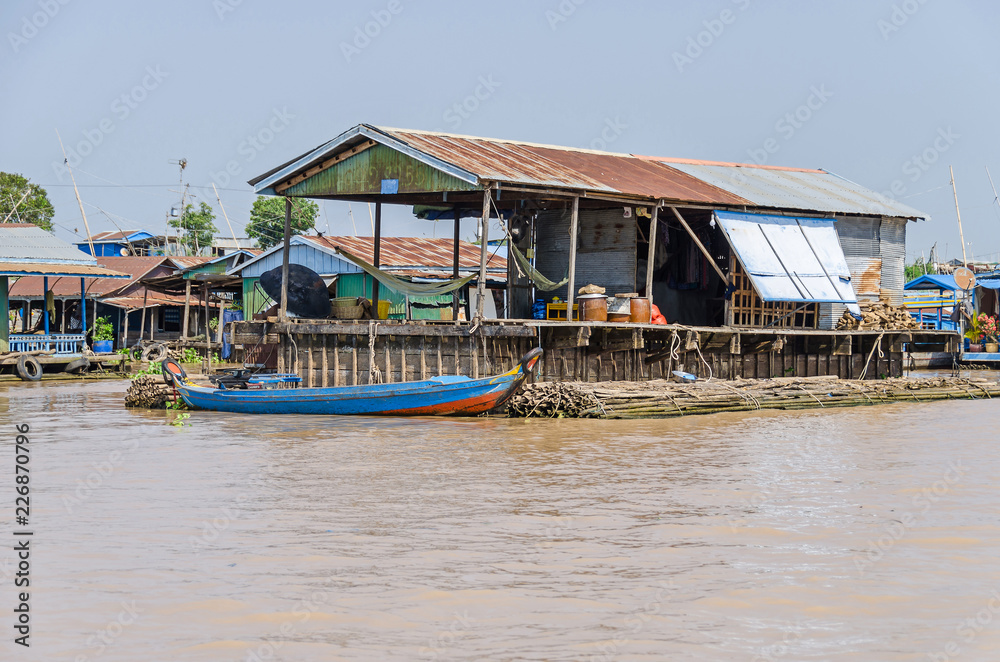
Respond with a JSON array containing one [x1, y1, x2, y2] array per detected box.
[[535, 208, 637, 300], [239, 244, 360, 278], [337, 273, 455, 320], [242, 277, 273, 317], [879, 218, 907, 305], [831, 216, 908, 314]]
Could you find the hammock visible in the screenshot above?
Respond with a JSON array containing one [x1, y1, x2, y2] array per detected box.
[[334, 246, 477, 297], [509, 242, 568, 292]]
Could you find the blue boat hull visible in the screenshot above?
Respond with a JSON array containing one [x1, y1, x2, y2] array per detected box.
[[165, 349, 542, 417]]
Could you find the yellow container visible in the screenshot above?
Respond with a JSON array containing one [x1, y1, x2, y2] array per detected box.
[[378, 300, 390, 320]]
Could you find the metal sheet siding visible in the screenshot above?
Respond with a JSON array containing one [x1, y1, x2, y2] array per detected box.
[[534, 208, 637, 300], [715, 211, 858, 304], [652, 163, 927, 219], [836, 217, 888, 302], [238, 244, 359, 278], [879, 218, 907, 305]]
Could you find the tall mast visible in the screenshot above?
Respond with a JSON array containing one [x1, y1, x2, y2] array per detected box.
[[950, 165, 968, 268], [56, 129, 95, 255]]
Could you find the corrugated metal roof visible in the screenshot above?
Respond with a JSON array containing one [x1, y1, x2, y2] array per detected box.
[[662, 161, 926, 220], [715, 211, 860, 307], [251, 124, 928, 220], [311, 236, 505, 272], [0, 262, 128, 278], [8, 256, 171, 298], [232, 235, 506, 278], [0, 224, 100, 265]]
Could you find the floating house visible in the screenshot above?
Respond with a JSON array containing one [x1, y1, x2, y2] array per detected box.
[[1, 223, 126, 366], [228, 124, 957, 384], [8, 255, 216, 350], [229, 234, 506, 320]]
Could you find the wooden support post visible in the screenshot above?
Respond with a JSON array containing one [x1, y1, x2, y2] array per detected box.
[[279, 197, 292, 321], [79, 278, 86, 337], [670, 206, 728, 284], [453, 207, 460, 322], [645, 205, 658, 304], [566, 196, 580, 321], [476, 188, 491, 321], [122, 310, 129, 348], [373, 201, 382, 317], [42, 277, 49, 336], [182, 280, 191, 339], [139, 288, 148, 341], [204, 282, 211, 373]]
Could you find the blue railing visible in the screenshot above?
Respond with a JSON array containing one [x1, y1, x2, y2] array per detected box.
[[8, 334, 86, 355]]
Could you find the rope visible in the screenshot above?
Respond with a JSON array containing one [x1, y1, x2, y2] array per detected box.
[[859, 332, 885, 381], [368, 321, 382, 384]]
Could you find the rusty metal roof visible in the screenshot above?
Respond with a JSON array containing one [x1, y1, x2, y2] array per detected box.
[[309, 235, 506, 272], [251, 124, 928, 220]]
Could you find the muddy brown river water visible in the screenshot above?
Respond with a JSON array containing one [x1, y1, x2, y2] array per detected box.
[[1, 378, 999, 661]]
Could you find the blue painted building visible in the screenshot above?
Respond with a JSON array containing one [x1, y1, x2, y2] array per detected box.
[[76, 230, 158, 257]]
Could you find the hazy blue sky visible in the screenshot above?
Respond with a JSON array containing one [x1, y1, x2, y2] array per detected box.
[[2, 0, 998, 262]]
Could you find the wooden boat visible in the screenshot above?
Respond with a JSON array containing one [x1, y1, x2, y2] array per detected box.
[[161, 348, 543, 416]]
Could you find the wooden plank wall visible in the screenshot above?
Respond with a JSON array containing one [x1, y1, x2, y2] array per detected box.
[[277, 330, 904, 386]]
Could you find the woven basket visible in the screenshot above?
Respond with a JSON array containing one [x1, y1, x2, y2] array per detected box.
[[332, 296, 361, 308], [330, 305, 365, 319]]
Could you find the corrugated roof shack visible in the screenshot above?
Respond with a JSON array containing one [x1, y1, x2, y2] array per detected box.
[[234, 124, 957, 385]]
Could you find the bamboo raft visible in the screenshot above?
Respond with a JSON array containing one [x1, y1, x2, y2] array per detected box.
[[506, 375, 1000, 419]]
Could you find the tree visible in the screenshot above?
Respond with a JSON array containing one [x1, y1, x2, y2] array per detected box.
[[247, 196, 318, 249], [169, 201, 217, 255], [0, 172, 55, 231], [904, 257, 936, 282]]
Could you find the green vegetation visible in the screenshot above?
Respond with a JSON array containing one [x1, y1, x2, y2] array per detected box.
[[93, 316, 115, 342], [904, 257, 936, 282], [246, 196, 318, 249], [169, 201, 218, 255], [0, 172, 54, 231]]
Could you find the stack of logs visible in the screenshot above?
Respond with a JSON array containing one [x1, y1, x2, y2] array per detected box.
[[124, 375, 182, 409], [507, 375, 1000, 419], [836, 299, 920, 331]]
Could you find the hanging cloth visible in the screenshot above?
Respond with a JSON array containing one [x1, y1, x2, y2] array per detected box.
[[334, 246, 477, 297], [509, 242, 569, 292]]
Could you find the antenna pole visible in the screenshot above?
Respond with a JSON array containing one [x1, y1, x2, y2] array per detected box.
[[57, 129, 95, 255], [212, 183, 239, 250], [987, 166, 1000, 216], [950, 165, 968, 268]]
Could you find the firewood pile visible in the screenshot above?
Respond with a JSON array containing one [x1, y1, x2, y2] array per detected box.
[[507, 375, 999, 419], [124, 375, 180, 409], [836, 299, 920, 331]]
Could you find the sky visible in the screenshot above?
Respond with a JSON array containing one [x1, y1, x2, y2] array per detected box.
[[2, 0, 999, 263]]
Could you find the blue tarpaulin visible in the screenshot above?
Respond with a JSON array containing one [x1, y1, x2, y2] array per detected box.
[[714, 210, 861, 313], [221, 309, 244, 359]]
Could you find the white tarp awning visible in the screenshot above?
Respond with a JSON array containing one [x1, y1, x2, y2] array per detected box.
[[714, 210, 860, 314]]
